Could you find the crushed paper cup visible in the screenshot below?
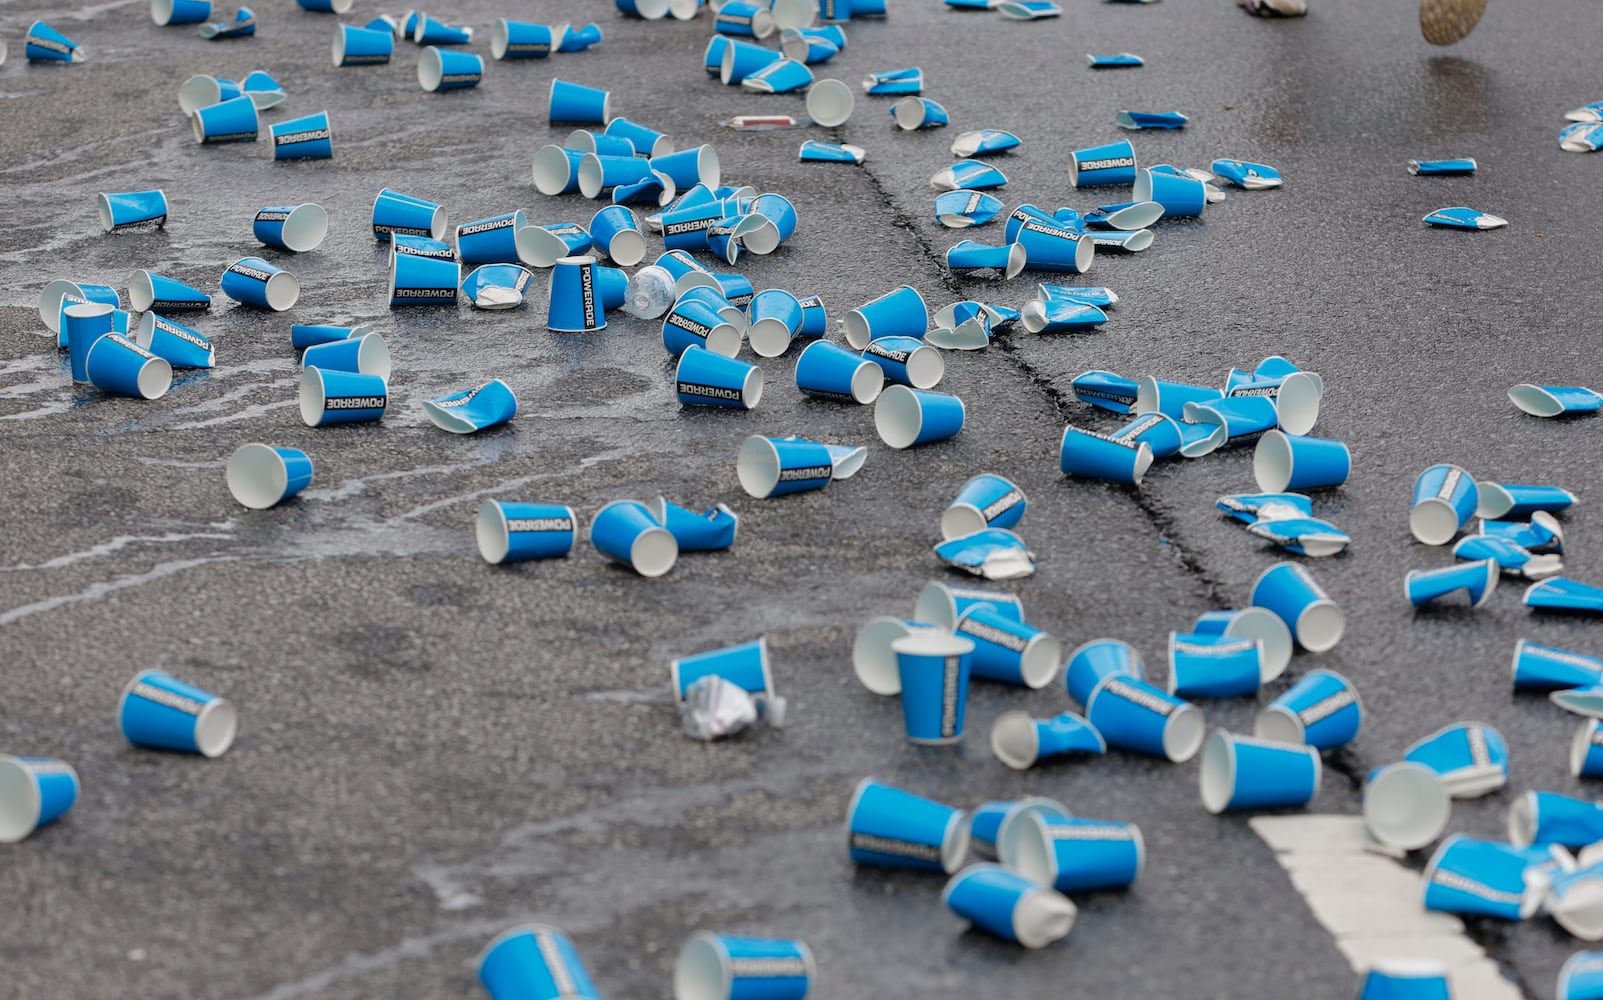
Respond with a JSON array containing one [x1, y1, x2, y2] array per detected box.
[[891, 97, 948, 130], [996, 0, 1061, 18], [863, 67, 923, 95], [929, 301, 993, 349], [1561, 123, 1603, 153], [1453, 535, 1563, 579], [935, 529, 1035, 580], [1084, 201, 1164, 229], [935, 190, 1004, 228], [198, 7, 256, 38], [1424, 206, 1508, 229], [942, 865, 1077, 949], [1554, 684, 1603, 719], [1021, 298, 1105, 332], [1087, 229, 1153, 253], [1248, 517, 1350, 557], [422, 380, 517, 434], [1116, 110, 1188, 130], [931, 160, 1008, 191], [1477, 482, 1576, 519], [1509, 384, 1603, 417], [681, 676, 759, 739], [460, 263, 534, 310], [1482, 511, 1563, 553], [1565, 101, 1603, 123], [799, 141, 865, 164], [742, 57, 814, 93], [950, 129, 1021, 157], [1088, 52, 1144, 67], [946, 240, 1025, 279], [991, 711, 1104, 769], [1217, 492, 1313, 524], [1509, 791, 1603, 849], [1408, 157, 1476, 175], [414, 15, 473, 44], [1039, 285, 1117, 309], [1071, 370, 1137, 412], [1210, 159, 1283, 189], [644, 497, 738, 551], [1406, 559, 1500, 608], [1529, 578, 1603, 614], [239, 70, 286, 109], [780, 27, 840, 63]]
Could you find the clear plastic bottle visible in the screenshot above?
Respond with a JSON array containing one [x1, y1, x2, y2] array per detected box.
[[623, 265, 675, 319]]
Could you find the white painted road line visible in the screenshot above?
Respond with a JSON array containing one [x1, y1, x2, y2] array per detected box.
[[1251, 815, 1523, 1000]]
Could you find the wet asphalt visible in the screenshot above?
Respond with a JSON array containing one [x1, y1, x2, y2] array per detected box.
[[2, 0, 1603, 997]]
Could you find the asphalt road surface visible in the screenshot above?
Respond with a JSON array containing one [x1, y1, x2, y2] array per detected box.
[[3, 0, 1603, 997]]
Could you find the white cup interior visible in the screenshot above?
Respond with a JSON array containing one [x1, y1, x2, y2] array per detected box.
[[1252, 705, 1304, 744], [354, 333, 392, 380], [531, 146, 577, 197], [489, 18, 511, 59], [177, 75, 219, 114], [736, 436, 781, 497], [1572, 720, 1600, 777], [1165, 703, 1207, 763], [263, 271, 302, 312], [194, 699, 238, 757], [1132, 169, 1155, 202], [1012, 888, 1077, 949], [892, 97, 928, 130], [1254, 430, 1294, 493], [1276, 372, 1322, 435], [1408, 498, 1462, 546], [905, 345, 945, 390], [1229, 607, 1293, 682], [747, 317, 793, 358], [577, 153, 608, 199], [990, 711, 1040, 770], [516, 223, 572, 267], [850, 359, 885, 404], [129, 270, 157, 313], [1001, 813, 1055, 883], [134, 355, 173, 400], [1508, 384, 1563, 417], [912, 582, 957, 630], [226, 443, 289, 509], [739, 363, 764, 409], [737, 217, 781, 255], [939, 810, 972, 873], [1004, 242, 1028, 279], [606, 229, 647, 267], [0, 757, 41, 843], [280, 203, 329, 253], [1116, 229, 1154, 252], [1198, 729, 1237, 813], [673, 935, 728, 1000], [805, 79, 854, 127], [939, 504, 986, 542], [1364, 763, 1451, 850], [852, 617, 909, 695], [95, 193, 117, 233], [629, 526, 678, 578], [1507, 790, 1538, 847], [475, 500, 511, 564], [705, 322, 743, 359], [1295, 600, 1346, 653], [874, 384, 922, 449], [1020, 635, 1063, 690], [152, 0, 175, 26], [417, 46, 445, 90], [298, 368, 327, 426]]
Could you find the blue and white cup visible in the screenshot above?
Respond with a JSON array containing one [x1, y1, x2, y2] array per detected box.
[[953, 602, 1059, 689], [1001, 813, 1144, 891], [1068, 140, 1137, 187], [990, 711, 1105, 769], [270, 111, 333, 159], [1167, 633, 1263, 699], [946, 240, 1026, 280], [892, 97, 948, 131], [720, 39, 783, 84], [738, 194, 798, 256], [1510, 791, 1603, 850], [589, 500, 678, 577], [1135, 377, 1223, 420], [745, 289, 803, 358], [222, 257, 300, 311], [302, 334, 390, 379], [296, 0, 353, 10], [254, 204, 328, 253], [780, 27, 840, 63], [1059, 426, 1154, 486], [226, 443, 313, 510], [662, 300, 741, 357], [1084, 674, 1205, 762], [942, 864, 1076, 948], [1250, 562, 1345, 653], [1199, 729, 1321, 814], [390, 234, 454, 262], [846, 778, 969, 873], [291, 324, 368, 350], [476, 501, 575, 564], [852, 617, 938, 695], [1021, 296, 1106, 333], [1422, 835, 1543, 919], [153, 0, 213, 26], [333, 23, 392, 66], [1514, 640, 1603, 691], [532, 145, 586, 197], [97, 190, 167, 233], [455, 211, 527, 265], [557, 22, 603, 52], [737, 436, 836, 499], [299, 368, 386, 427], [547, 256, 605, 332], [63, 301, 115, 384], [42, 281, 120, 347], [423, 379, 519, 432], [389, 249, 460, 306], [136, 313, 214, 369], [1406, 722, 1510, 798], [1194, 607, 1293, 683], [587, 205, 647, 267], [1184, 396, 1278, 449], [549, 79, 610, 124], [671, 638, 772, 701], [372, 188, 446, 240], [413, 15, 472, 44], [941, 473, 1026, 540], [716, 0, 777, 36], [1548, 864, 1603, 944], [1254, 431, 1350, 493], [676, 346, 762, 410], [1477, 482, 1576, 520], [1411, 464, 1479, 546], [914, 581, 1022, 632], [579, 153, 656, 199], [120, 670, 237, 757], [571, 125, 636, 151], [1406, 559, 1500, 609], [86, 334, 172, 399], [478, 925, 601, 1000], [1133, 168, 1206, 217], [490, 19, 555, 59], [25, 21, 84, 63], [1064, 639, 1144, 707], [644, 498, 738, 552], [1363, 762, 1453, 850], [893, 630, 974, 745], [0, 755, 80, 843], [794, 341, 881, 404], [418, 46, 482, 91], [1508, 384, 1603, 418], [1560, 951, 1603, 1000], [521, 221, 593, 268], [861, 336, 944, 390], [971, 797, 1067, 859], [843, 286, 928, 351], [191, 95, 259, 144], [1357, 961, 1453, 1000], [606, 116, 673, 158], [239, 68, 283, 107], [1013, 218, 1095, 274], [675, 933, 812, 1000], [875, 385, 964, 449], [1255, 669, 1362, 749]]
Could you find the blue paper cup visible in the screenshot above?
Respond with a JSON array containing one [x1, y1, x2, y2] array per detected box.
[[547, 256, 605, 332], [64, 301, 116, 384], [662, 300, 741, 357], [0, 755, 79, 843], [643, 498, 738, 552], [1358, 961, 1452, 1000], [1064, 639, 1143, 707], [739, 194, 798, 256], [893, 630, 974, 745], [676, 346, 763, 409], [1362, 762, 1451, 850], [1250, 562, 1345, 653], [299, 367, 387, 426], [1254, 430, 1350, 493], [1059, 427, 1153, 486], [716, 0, 777, 36], [455, 211, 528, 265], [333, 23, 391, 66], [227, 443, 313, 509], [520, 221, 593, 267], [478, 925, 602, 1000], [296, 0, 353, 10], [845, 778, 969, 873], [372, 188, 447, 240], [843, 285, 928, 350], [1255, 669, 1362, 749], [587, 205, 646, 266], [97, 190, 167, 233], [222, 257, 300, 311], [550, 79, 611, 124], [972, 797, 1067, 858], [1510, 790, 1603, 849], [1560, 951, 1603, 1000], [42, 281, 120, 345], [736, 436, 835, 499], [875, 385, 964, 449], [914, 580, 1022, 631], [862, 336, 944, 390], [191, 95, 259, 144], [413, 15, 472, 44], [302, 333, 390, 379], [852, 617, 938, 695], [1411, 464, 1479, 545], [1014, 218, 1096, 274], [942, 864, 1076, 948], [941, 473, 1026, 540], [794, 340, 881, 403], [418, 46, 482, 91], [1576, 720, 1603, 778], [476, 501, 575, 564], [490, 19, 555, 59], [953, 603, 1059, 688], [1508, 384, 1603, 418], [605, 117, 673, 158], [129, 272, 208, 315], [1085, 675, 1205, 761], [595, 265, 628, 312], [1193, 607, 1293, 682], [675, 933, 812, 1000], [254, 204, 328, 253], [153, 0, 214, 26], [135, 313, 214, 369], [1133, 168, 1206, 217], [1477, 482, 1576, 520], [671, 638, 772, 700], [589, 500, 678, 577], [120, 670, 237, 757], [579, 153, 656, 199], [745, 289, 803, 358], [389, 250, 460, 306], [25, 21, 84, 63], [1002, 813, 1145, 891], [1199, 729, 1321, 813], [1406, 559, 1499, 609], [1422, 835, 1542, 919], [1513, 639, 1603, 691], [270, 111, 334, 159], [1167, 633, 1263, 698], [424, 379, 520, 430], [990, 710, 1106, 769], [290, 324, 369, 350], [1184, 395, 1278, 449], [1110, 412, 1182, 459], [1407, 722, 1510, 798], [1068, 140, 1137, 187], [86, 334, 172, 399], [720, 38, 783, 84]]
